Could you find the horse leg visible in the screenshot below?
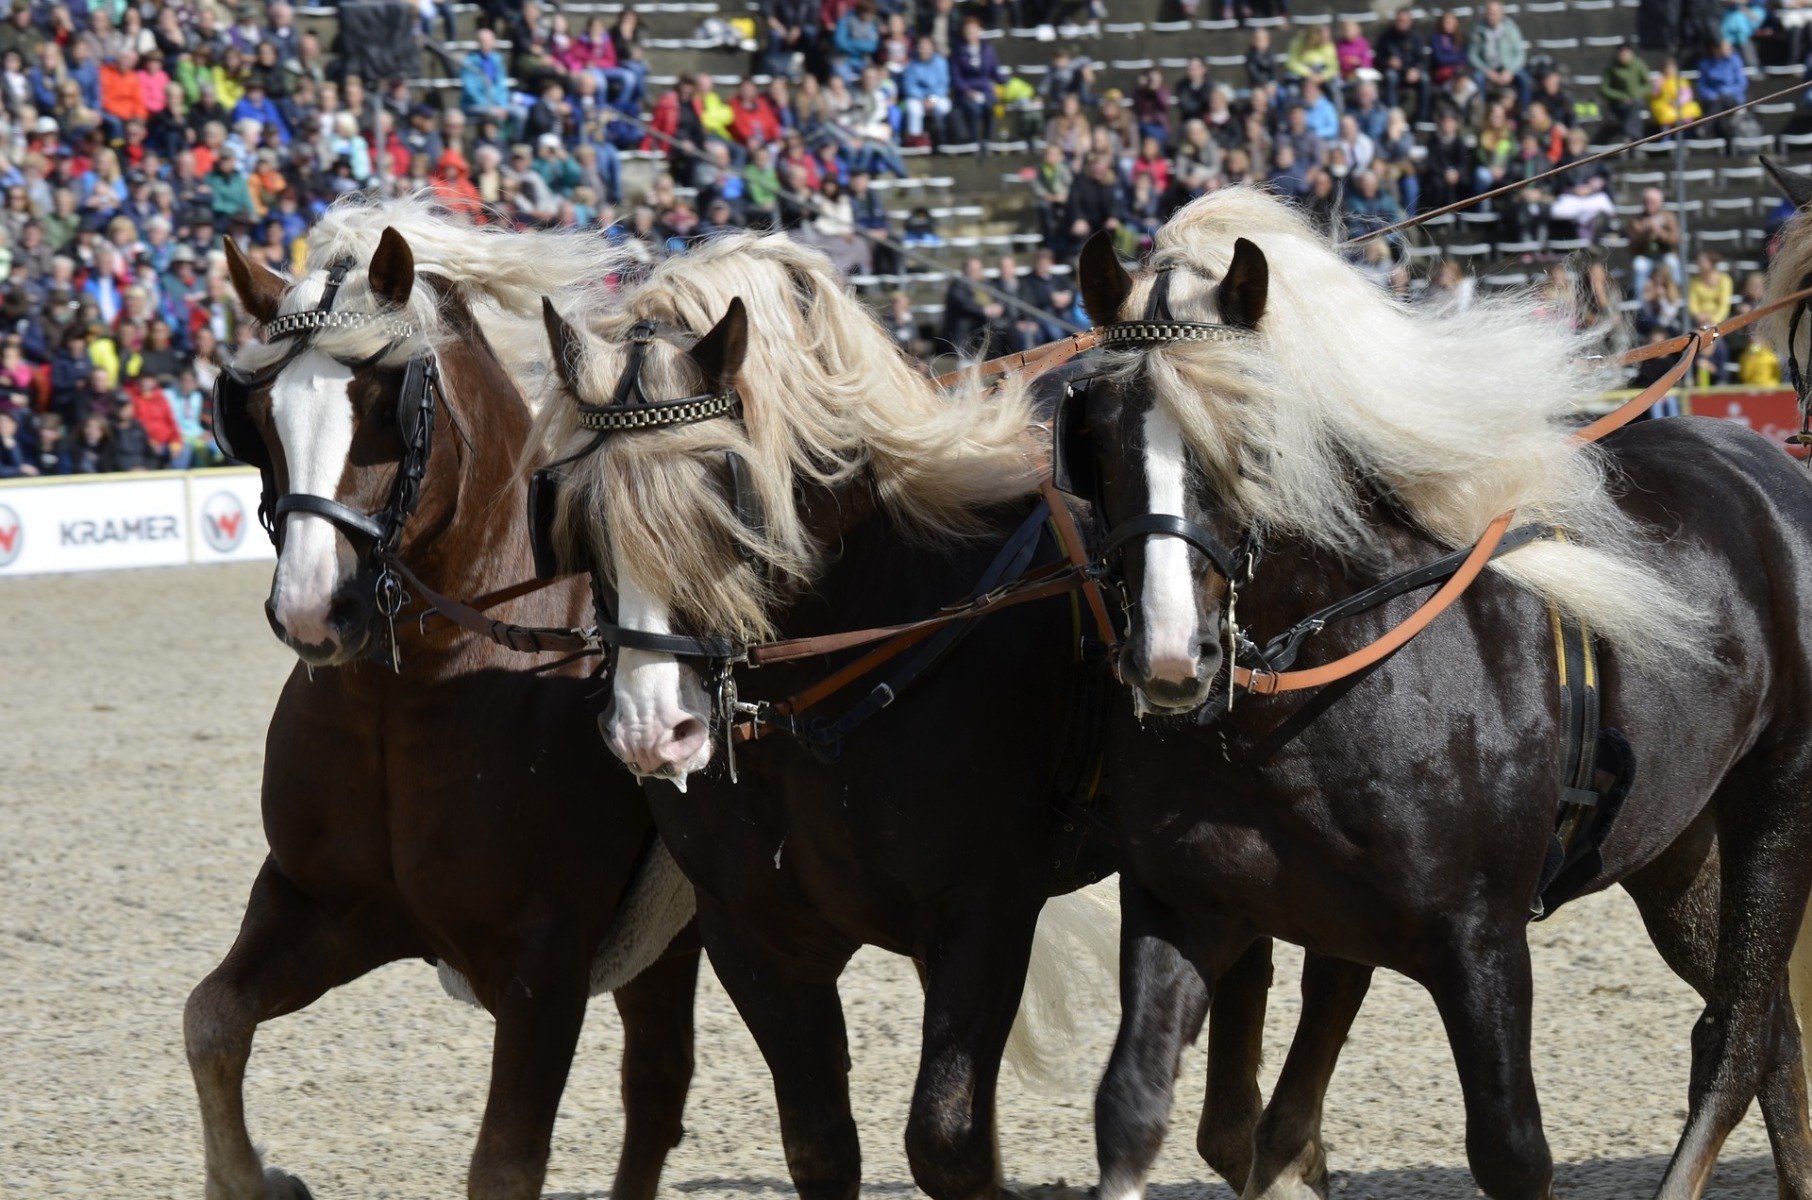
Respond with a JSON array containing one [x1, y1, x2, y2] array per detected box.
[[1627, 818, 1812, 1200], [699, 901, 862, 1200], [902, 900, 1038, 1200], [1242, 953, 1375, 1200], [608, 932, 702, 1200], [1096, 874, 1214, 1200], [1196, 937, 1272, 1189], [185, 858, 406, 1200], [1653, 765, 1812, 1200], [465, 940, 593, 1200], [1426, 926, 1555, 1200]]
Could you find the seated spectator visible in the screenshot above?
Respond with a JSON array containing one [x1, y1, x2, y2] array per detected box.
[[760, 0, 817, 79], [949, 15, 1004, 150], [1549, 128, 1616, 242], [900, 37, 951, 148], [1375, 107, 1421, 214], [1131, 69, 1171, 150], [1472, 102, 1517, 197], [71, 413, 114, 474], [880, 13, 912, 79], [31, 412, 70, 476], [1286, 26, 1340, 93], [460, 28, 512, 128], [1600, 42, 1652, 140], [1636, 262, 1685, 336], [1246, 28, 1278, 94], [1267, 143, 1310, 200], [833, 1, 883, 85], [1689, 250, 1734, 379], [1065, 152, 1121, 243], [1649, 58, 1701, 128], [743, 143, 782, 227], [1427, 12, 1468, 92], [938, 255, 1003, 355], [1468, 1, 1530, 106], [1375, 9, 1430, 121], [1175, 58, 1212, 127], [730, 77, 783, 151], [1343, 169, 1405, 240], [0, 407, 37, 476], [1335, 21, 1375, 82], [1694, 39, 1747, 114], [884, 291, 920, 359], [106, 392, 153, 470], [1299, 77, 1339, 141]]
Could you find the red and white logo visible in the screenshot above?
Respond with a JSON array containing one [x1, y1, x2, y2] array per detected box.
[[0, 501, 20, 568], [199, 490, 247, 553]]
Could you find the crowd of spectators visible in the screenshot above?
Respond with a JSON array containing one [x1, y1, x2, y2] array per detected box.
[[0, 0, 1800, 481]]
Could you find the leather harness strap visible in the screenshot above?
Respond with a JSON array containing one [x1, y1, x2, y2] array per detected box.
[[932, 330, 1101, 391]]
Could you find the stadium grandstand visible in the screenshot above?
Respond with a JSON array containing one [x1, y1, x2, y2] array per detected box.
[[0, 0, 1802, 482]]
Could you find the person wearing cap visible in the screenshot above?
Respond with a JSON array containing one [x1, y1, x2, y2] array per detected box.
[[532, 132, 581, 194]]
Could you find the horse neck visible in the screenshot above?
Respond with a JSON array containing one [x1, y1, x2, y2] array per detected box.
[[402, 323, 538, 599]]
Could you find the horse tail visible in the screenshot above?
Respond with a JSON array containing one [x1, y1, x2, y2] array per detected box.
[[1004, 879, 1120, 1089], [1790, 900, 1812, 1082], [591, 838, 698, 994]]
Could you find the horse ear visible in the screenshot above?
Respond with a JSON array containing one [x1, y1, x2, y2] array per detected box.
[[1218, 237, 1268, 330], [541, 296, 587, 396], [1078, 229, 1133, 326], [222, 234, 284, 324], [1764, 156, 1812, 212], [367, 226, 415, 309], [688, 296, 749, 392]]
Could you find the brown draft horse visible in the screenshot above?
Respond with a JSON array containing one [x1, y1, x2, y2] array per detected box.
[[184, 207, 698, 1200]]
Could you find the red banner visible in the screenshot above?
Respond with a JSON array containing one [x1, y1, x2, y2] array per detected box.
[[1680, 388, 1805, 454]]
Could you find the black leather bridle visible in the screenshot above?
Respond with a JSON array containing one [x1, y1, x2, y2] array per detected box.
[[1084, 266, 1263, 595], [211, 255, 445, 666], [534, 318, 757, 664]]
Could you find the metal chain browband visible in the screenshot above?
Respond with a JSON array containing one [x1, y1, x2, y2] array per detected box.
[[264, 308, 419, 343], [577, 390, 739, 431], [1096, 321, 1254, 346]]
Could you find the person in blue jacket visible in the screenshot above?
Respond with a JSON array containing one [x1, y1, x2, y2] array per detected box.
[[230, 80, 292, 144], [460, 27, 513, 128], [899, 36, 951, 146], [949, 14, 1003, 152], [833, 0, 882, 83], [1695, 39, 1748, 112]]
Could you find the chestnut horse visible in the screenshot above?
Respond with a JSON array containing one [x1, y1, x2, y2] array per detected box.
[[1068, 188, 1812, 1200], [185, 202, 698, 1200]]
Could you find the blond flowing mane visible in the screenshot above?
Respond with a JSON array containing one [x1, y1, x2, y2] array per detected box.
[[1112, 185, 1703, 665], [232, 193, 630, 400], [1764, 202, 1812, 370], [535, 233, 1043, 641]]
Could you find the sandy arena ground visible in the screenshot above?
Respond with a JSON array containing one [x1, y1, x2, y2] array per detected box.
[[0, 561, 1788, 1198]]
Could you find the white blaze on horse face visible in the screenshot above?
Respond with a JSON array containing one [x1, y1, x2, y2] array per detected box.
[[605, 545, 714, 789], [268, 350, 357, 651], [1139, 404, 1203, 685]]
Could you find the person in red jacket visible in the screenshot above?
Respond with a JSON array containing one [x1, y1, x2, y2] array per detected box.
[[431, 148, 484, 221], [127, 373, 183, 465], [99, 49, 149, 126], [728, 77, 781, 151]]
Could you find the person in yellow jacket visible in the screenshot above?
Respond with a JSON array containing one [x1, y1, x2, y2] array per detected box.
[[1689, 250, 1734, 384], [694, 74, 736, 141], [1649, 57, 1701, 126], [1738, 339, 1782, 386]]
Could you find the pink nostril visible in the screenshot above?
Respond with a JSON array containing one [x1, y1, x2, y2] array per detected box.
[[658, 718, 709, 766], [1146, 654, 1201, 685]]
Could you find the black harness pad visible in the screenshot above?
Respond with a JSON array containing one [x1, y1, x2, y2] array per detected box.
[[527, 467, 566, 581]]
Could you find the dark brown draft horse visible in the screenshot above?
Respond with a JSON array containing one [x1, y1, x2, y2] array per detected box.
[[1067, 185, 1812, 1200], [186, 201, 698, 1200], [530, 233, 1121, 1200]]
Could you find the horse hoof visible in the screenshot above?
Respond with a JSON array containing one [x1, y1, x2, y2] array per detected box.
[[262, 1167, 316, 1200]]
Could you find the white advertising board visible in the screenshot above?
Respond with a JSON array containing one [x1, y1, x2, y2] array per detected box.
[[0, 468, 275, 577]]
